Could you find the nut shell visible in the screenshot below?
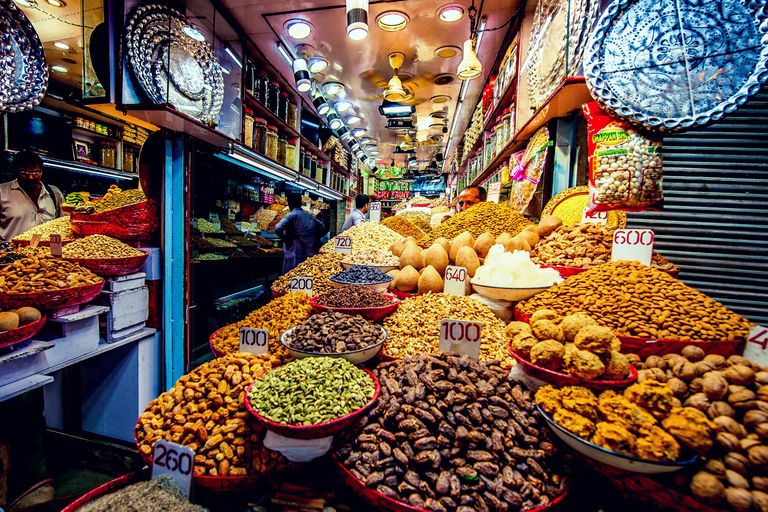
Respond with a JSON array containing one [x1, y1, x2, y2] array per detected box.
[[725, 487, 753, 512], [726, 468, 750, 489], [724, 452, 751, 476], [708, 401, 736, 420], [690, 471, 725, 505], [681, 345, 705, 362], [748, 445, 768, 465], [714, 416, 748, 438], [703, 372, 729, 401], [717, 432, 742, 452], [726, 365, 757, 386]]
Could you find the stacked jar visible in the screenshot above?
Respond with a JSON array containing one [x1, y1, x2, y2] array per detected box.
[[286, 138, 297, 169], [287, 100, 298, 131], [253, 117, 268, 154], [244, 108, 255, 148], [266, 125, 278, 160], [267, 80, 280, 114]]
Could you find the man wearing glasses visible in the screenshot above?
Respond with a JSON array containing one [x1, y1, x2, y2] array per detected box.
[[456, 185, 487, 212]]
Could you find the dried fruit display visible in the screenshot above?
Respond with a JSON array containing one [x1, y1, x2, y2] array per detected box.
[[283, 311, 385, 354], [422, 202, 532, 246], [272, 253, 344, 295], [320, 222, 402, 253], [381, 216, 425, 241], [0, 254, 102, 293], [13, 215, 75, 242]]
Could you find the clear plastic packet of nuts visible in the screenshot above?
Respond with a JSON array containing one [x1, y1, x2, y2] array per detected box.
[[583, 101, 664, 214]]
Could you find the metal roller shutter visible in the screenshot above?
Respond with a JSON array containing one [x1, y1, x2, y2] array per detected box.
[[626, 91, 768, 325]]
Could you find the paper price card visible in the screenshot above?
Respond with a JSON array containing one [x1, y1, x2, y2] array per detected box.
[[290, 277, 313, 297], [611, 229, 653, 265], [50, 234, 62, 257], [444, 265, 468, 296], [239, 327, 269, 355], [439, 318, 482, 361], [369, 202, 382, 224], [742, 325, 768, 366], [334, 236, 352, 254], [581, 207, 608, 225], [151, 440, 194, 497], [209, 213, 221, 230], [488, 182, 502, 204]]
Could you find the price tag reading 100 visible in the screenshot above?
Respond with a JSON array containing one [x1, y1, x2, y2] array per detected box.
[[239, 327, 269, 355], [610, 229, 654, 265], [334, 236, 352, 254], [290, 277, 313, 297], [443, 265, 468, 296], [152, 439, 194, 497], [439, 318, 482, 361]]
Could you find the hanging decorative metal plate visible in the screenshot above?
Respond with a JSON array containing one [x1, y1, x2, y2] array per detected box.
[[125, 4, 224, 125], [0, 0, 49, 113], [584, 0, 768, 132]]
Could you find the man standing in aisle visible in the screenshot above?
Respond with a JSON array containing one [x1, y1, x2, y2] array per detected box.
[[275, 193, 327, 273], [342, 193, 369, 232], [457, 185, 487, 212], [0, 151, 63, 240]]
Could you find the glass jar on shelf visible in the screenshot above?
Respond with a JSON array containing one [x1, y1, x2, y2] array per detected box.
[[123, 147, 136, 173], [244, 108, 255, 148], [278, 92, 289, 123], [303, 149, 312, 176], [277, 135, 287, 166], [253, 117, 268, 154], [287, 100, 298, 130], [266, 125, 278, 161], [308, 154, 316, 178], [502, 108, 512, 144], [496, 116, 505, 154], [267, 80, 280, 114], [322, 162, 329, 185], [286, 138, 297, 169], [256, 71, 269, 104], [99, 142, 116, 168], [245, 61, 255, 97]]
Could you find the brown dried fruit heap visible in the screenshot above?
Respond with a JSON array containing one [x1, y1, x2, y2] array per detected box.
[[337, 353, 567, 512], [423, 202, 532, 245], [273, 253, 344, 295]]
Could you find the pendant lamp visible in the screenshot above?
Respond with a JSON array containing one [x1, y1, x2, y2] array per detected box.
[[346, 0, 369, 40], [457, 39, 482, 80]]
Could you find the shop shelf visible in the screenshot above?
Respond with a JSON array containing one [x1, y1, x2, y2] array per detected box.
[[482, 76, 517, 131], [300, 134, 331, 162], [39, 155, 138, 181], [123, 104, 239, 149], [244, 92, 300, 139]]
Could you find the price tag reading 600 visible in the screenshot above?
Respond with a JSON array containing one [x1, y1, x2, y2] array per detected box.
[[239, 327, 269, 355], [611, 229, 654, 265], [290, 277, 313, 297], [334, 236, 352, 254], [439, 318, 482, 361], [152, 439, 194, 497]]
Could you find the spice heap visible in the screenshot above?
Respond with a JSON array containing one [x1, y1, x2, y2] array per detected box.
[[13, 216, 74, 242], [536, 382, 714, 462], [252, 209, 278, 230], [247, 358, 375, 425], [320, 222, 402, 253], [266, 210, 288, 231], [342, 247, 399, 267], [382, 294, 513, 366], [331, 265, 393, 285], [509, 310, 630, 380], [194, 253, 227, 261], [209, 292, 312, 362], [197, 219, 224, 234], [13, 246, 49, 257], [338, 353, 567, 511], [92, 189, 146, 212], [315, 285, 392, 308], [423, 202, 532, 245], [77, 476, 206, 512], [397, 210, 433, 233], [221, 218, 244, 235], [230, 236, 259, 247], [380, 216, 425, 241], [136, 353, 292, 478], [473, 245, 563, 288], [0, 255, 102, 293], [206, 238, 237, 248], [273, 253, 343, 295], [62, 234, 145, 259], [517, 261, 752, 342], [284, 312, 385, 353]]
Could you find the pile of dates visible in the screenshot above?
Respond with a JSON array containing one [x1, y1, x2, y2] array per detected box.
[[337, 353, 567, 512]]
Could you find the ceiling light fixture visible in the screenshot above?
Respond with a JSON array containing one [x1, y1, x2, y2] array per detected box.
[[293, 59, 312, 92], [383, 75, 407, 102], [51, 65, 68, 73], [312, 86, 330, 115], [225, 47, 242, 68], [182, 26, 206, 42], [457, 39, 481, 80], [309, 58, 328, 73], [285, 19, 312, 40], [430, 95, 452, 103], [45, 0, 65, 6], [277, 44, 293, 64], [15, 0, 36, 6], [346, 0, 369, 40], [360, 137, 373, 145], [376, 11, 409, 32], [379, 100, 415, 117], [346, 115, 361, 125], [334, 100, 352, 112], [327, 111, 343, 130], [323, 81, 344, 96], [370, 149, 380, 155], [438, 4, 465, 22], [434, 46, 461, 59], [352, 128, 366, 137], [53, 41, 70, 50]]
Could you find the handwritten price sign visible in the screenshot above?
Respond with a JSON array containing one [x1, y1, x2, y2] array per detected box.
[[49, 234, 62, 257], [239, 327, 269, 355], [439, 318, 482, 361], [152, 440, 194, 496], [369, 202, 381, 224], [334, 236, 352, 254], [581, 207, 608, 225], [444, 265, 468, 296], [488, 182, 502, 204], [611, 229, 654, 265], [743, 326, 768, 366], [290, 277, 313, 297]]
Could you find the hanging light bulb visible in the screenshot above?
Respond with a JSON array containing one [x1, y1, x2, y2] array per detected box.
[[327, 111, 343, 130], [292, 59, 312, 92], [346, 0, 369, 40], [312, 85, 330, 115], [457, 38, 482, 80]]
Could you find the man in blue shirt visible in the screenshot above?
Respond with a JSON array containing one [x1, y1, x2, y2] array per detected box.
[[342, 193, 369, 232], [275, 193, 327, 274]]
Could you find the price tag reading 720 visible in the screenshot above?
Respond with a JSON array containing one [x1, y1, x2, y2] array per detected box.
[[290, 277, 313, 297], [444, 265, 468, 296], [611, 229, 654, 265], [239, 327, 269, 355], [439, 319, 482, 361], [152, 439, 194, 497], [581, 207, 608, 225], [334, 236, 352, 254]]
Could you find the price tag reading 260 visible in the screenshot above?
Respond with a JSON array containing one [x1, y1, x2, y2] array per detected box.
[[290, 277, 313, 297], [334, 236, 352, 254], [439, 319, 482, 361], [239, 327, 269, 355], [152, 440, 194, 497], [444, 265, 468, 296], [611, 229, 654, 265]]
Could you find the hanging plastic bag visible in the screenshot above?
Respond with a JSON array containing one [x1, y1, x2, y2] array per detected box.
[[262, 431, 333, 463], [583, 101, 663, 214]]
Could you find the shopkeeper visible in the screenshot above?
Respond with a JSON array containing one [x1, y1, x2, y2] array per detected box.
[[457, 185, 487, 212], [275, 193, 327, 273], [341, 193, 370, 232], [0, 151, 64, 240]]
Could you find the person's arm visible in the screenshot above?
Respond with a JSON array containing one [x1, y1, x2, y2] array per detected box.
[[314, 216, 328, 236], [274, 213, 291, 240]]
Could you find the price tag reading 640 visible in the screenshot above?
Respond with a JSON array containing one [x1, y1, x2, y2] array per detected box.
[[334, 236, 352, 254], [439, 318, 482, 361], [611, 229, 654, 265], [152, 439, 194, 497], [444, 265, 468, 296], [290, 277, 313, 297], [239, 327, 269, 355]]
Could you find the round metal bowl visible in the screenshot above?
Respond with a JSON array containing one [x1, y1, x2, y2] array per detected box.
[[340, 261, 399, 273], [329, 274, 393, 294], [309, 293, 400, 322], [279, 326, 386, 365], [470, 280, 556, 301]]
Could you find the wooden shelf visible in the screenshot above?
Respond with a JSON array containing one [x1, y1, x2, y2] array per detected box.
[[300, 135, 330, 162], [331, 160, 350, 176], [244, 92, 300, 139], [123, 104, 238, 149], [483, 75, 517, 131], [72, 126, 121, 142]]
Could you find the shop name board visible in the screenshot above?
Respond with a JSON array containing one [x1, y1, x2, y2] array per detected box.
[[378, 190, 410, 200], [439, 318, 482, 361], [377, 181, 410, 192]]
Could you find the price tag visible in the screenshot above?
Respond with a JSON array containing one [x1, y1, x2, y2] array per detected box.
[[239, 327, 269, 355], [488, 182, 502, 203], [743, 325, 768, 366], [444, 265, 468, 296], [151, 440, 194, 497], [235, 222, 243, 231], [369, 202, 381, 224], [439, 318, 482, 361], [290, 277, 313, 297], [228, 209, 236, 220], [49, 234, 62, 257], [611, 229, 654, 265], [334, 236, 352, 254], [190, 218, 198, 229], [581, 207, 608, 225], [414, 192, 421, 197]]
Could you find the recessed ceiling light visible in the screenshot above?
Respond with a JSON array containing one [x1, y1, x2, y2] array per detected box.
[[438, 4, 465, 22], [309, 58, 328, 73], [430, 122, 445, 129], [53, 41, 70, 50], [182, 26, 206, 42], [346, 115, 361, 125], [433, 74, 455, 85], [285, 19, 312, 40], [15, 0, 36, 6], [352, 128, 366, 137], [430, 94, 452, 103], [435, 46, 461, 59], [370, 150, 380, 155], [45, 0, 65, 6], [51, 65, 68, 73], [360, 137, 373, 144], [376, 11, 409, 32], [323, 81, 344, 96], [334, 100, 352, 112], [430, 111, 447, 119]]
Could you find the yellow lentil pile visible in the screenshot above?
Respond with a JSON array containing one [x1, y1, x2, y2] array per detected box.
[[517, 260, 753, 342], [272, 253, 343, 295], [93, 189, 146, 212], [320, 222, 402, 253], [380, 216, 425, 241], [62, 234, 144, 259], [423, 202, 532, 245], [13, 216, 74, 242]]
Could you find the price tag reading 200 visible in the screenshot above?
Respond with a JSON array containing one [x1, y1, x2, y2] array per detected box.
[[334, 236, 352, 254], [439, 318, 482, 361], [152, 439, 194, 497], [611, 229, 654, 265], [290, 277, 313, 297], [444, 265, 468, 296], [239, 327, 269, 355]]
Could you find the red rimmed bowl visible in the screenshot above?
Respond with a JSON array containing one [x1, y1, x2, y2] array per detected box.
[[70, 199, 160, 241], [279, 326, 386, 365], [0, 280, 104, 310], [12, 238, 73, 247], [63, 253, 148, 278], [61, 469, 149, 511], [245, 368, 380, 440], [0, 315, 47, 350], [513, 307, 744, 358], [271, 286, 286, 299], [388, 289, 421, 301], [208, 324, 232, 358], [509, 345, 637, 391], [334, 454, 569, 512], [309, 293, 400, 322]]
